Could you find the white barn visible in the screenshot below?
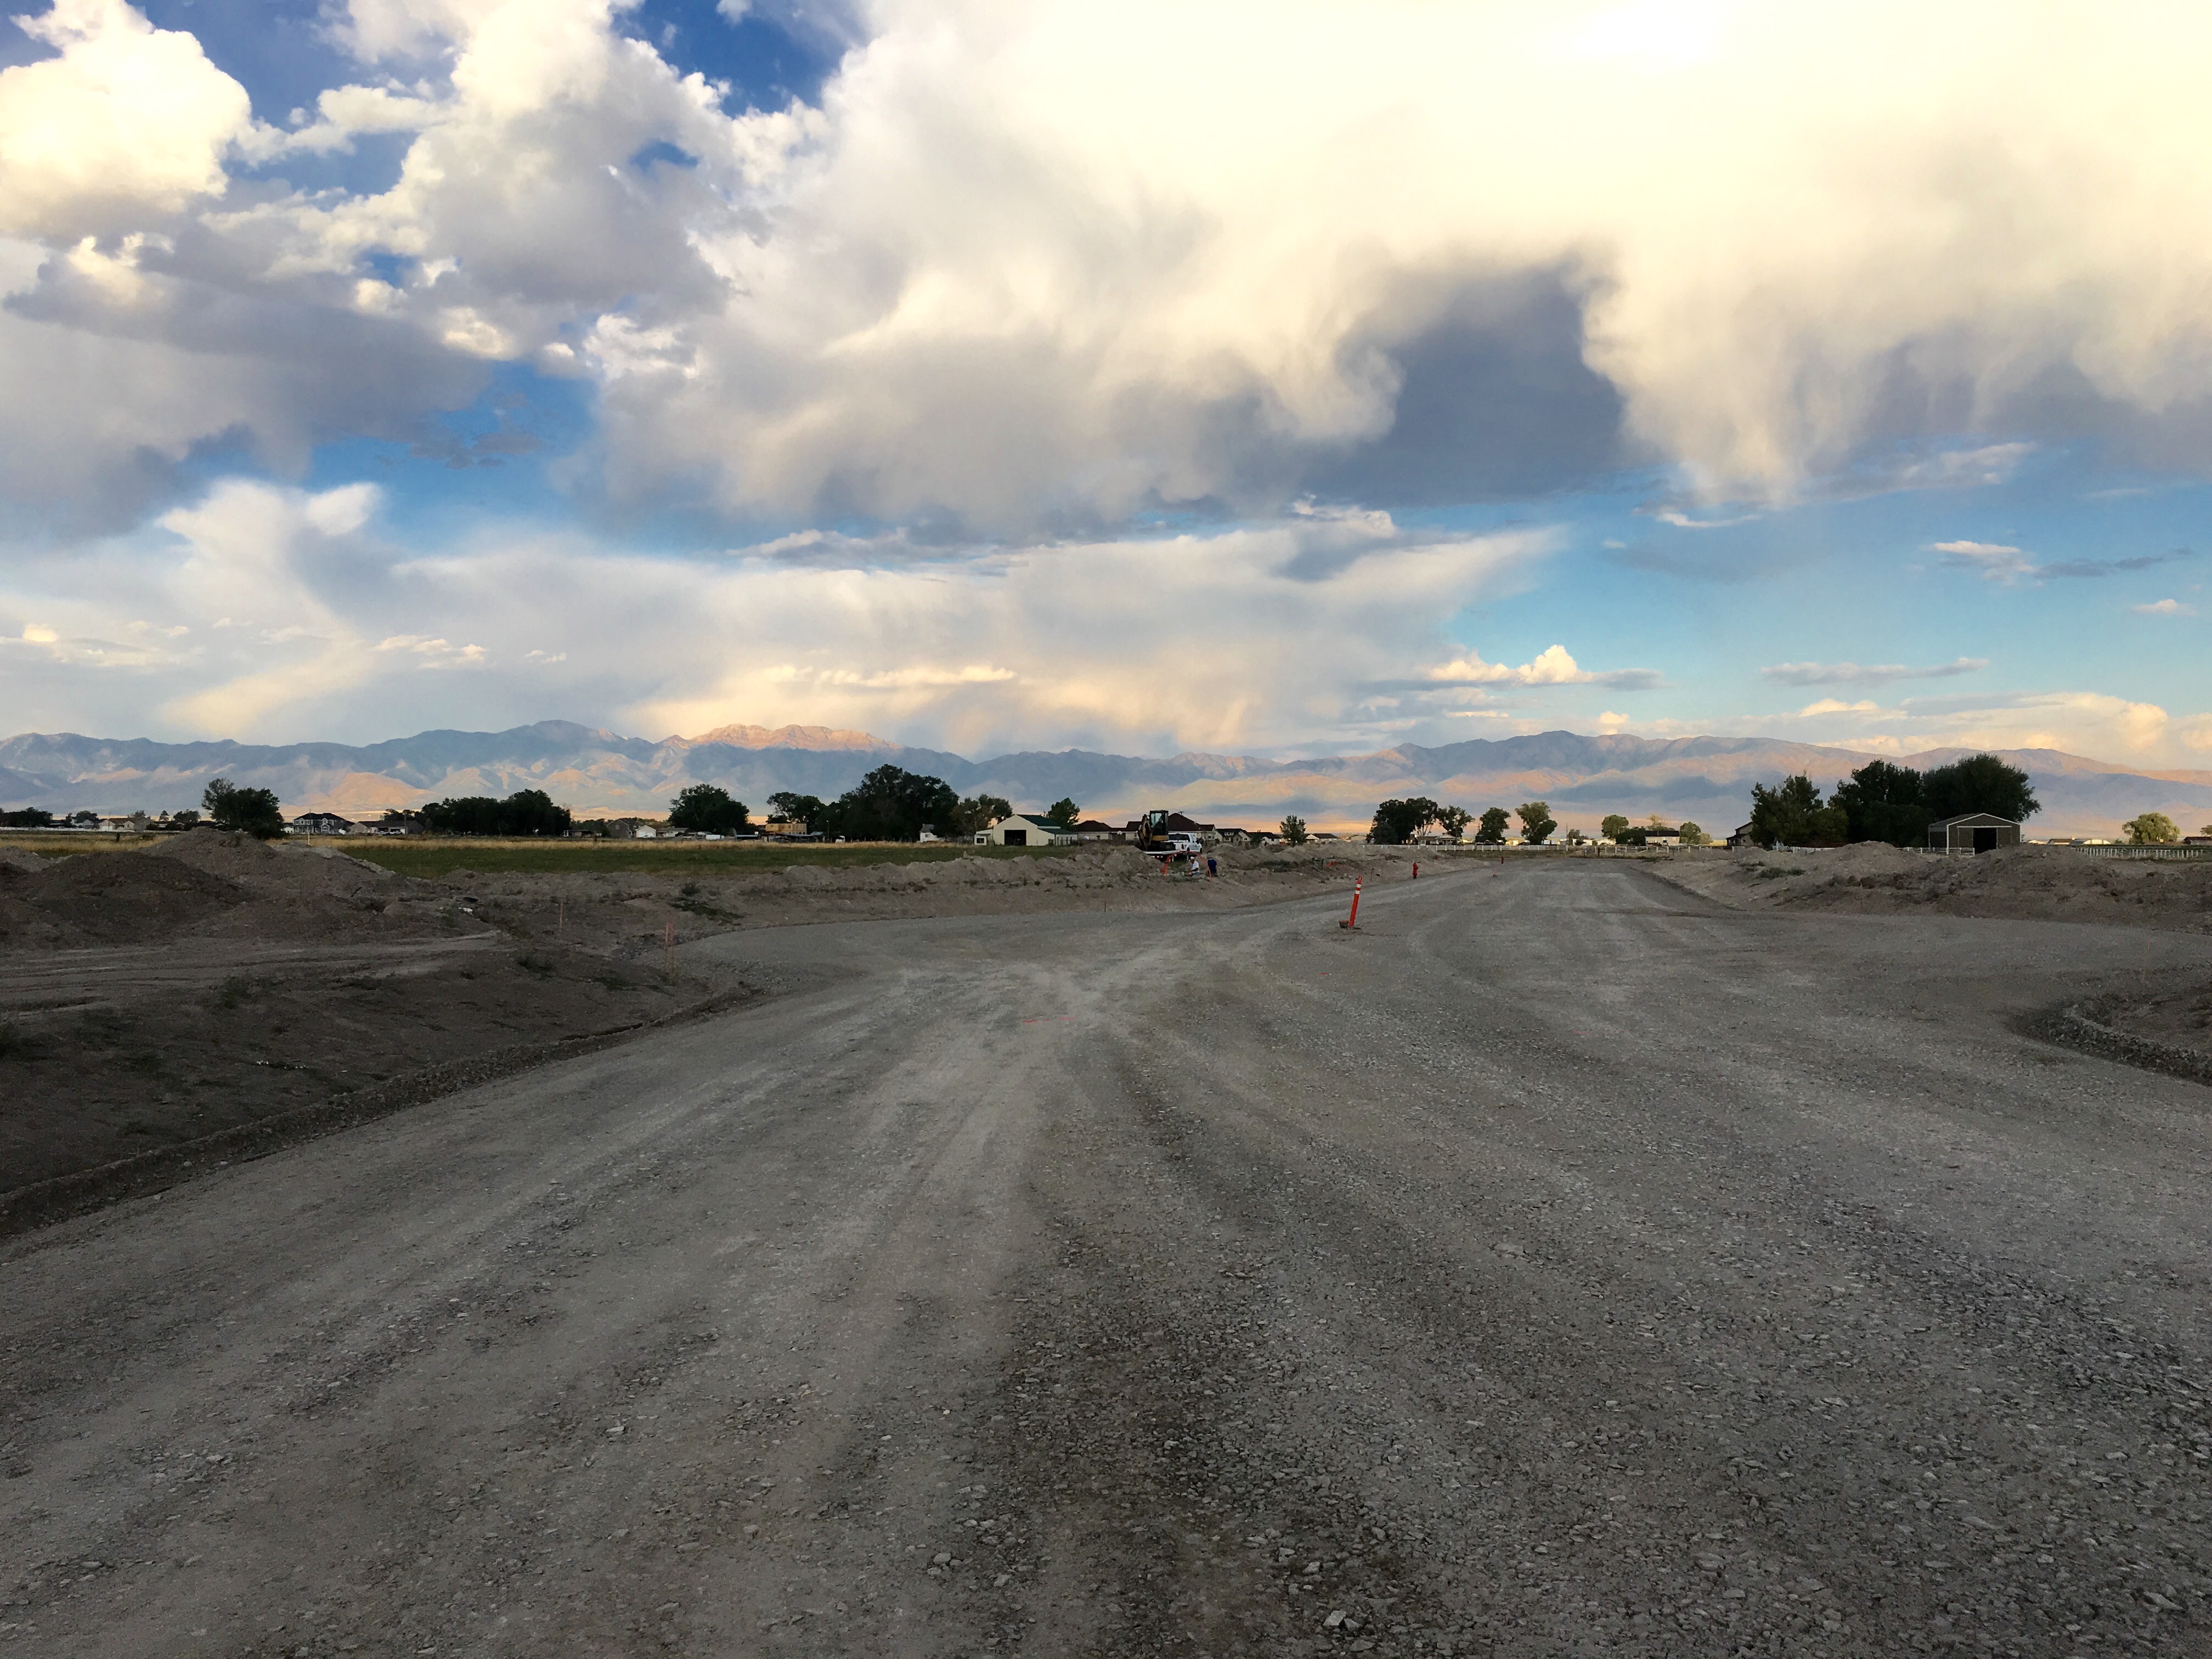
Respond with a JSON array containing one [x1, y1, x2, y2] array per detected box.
[[977, 814, 1073, 848]]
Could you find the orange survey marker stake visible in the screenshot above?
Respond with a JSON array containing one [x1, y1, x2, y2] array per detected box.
[[1339, 876, 1363, 929]]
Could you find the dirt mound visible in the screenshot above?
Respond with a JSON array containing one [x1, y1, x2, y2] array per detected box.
[[0, 845, 51, 873], [1652, 841, 2212, 932], [1, 833, 450, 950], [1, 847, 249, 945], [145, 826, 281, 877]]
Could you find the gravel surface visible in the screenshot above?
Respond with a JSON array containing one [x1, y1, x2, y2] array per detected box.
[[4, 859, 2210, 1657]]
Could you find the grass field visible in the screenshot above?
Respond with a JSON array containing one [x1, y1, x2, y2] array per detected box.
[[1, 831, 1080, 877]]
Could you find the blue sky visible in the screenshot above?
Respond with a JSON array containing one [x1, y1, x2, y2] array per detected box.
[[1, 0, 2208, 768]]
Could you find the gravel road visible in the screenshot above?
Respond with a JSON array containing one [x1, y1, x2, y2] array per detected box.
[[5, 859, 2210, 1657]]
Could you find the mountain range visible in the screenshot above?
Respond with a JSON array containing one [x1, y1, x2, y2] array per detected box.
[[5, 722, 2209, 840]]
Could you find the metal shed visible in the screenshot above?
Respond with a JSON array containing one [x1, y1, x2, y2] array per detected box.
[[1927, 812, 2020, 854]]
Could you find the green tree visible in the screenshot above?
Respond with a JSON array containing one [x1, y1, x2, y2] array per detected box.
[[766, 792, 825, 830], [1278, 814, 1310, 845], [0, 807, 55, 827], [826, 765, 960, 842], [1747, 775, 1847, 848], [202, 776, 285, 839], [1474, 806, 1511, 844], [1600, 813, 1629, 842], [1368, 796, 1442, 845], [1515, 800, 1556, 845], [1435, 805, 1472, 841], [420, 788, 572, 837], [1829, 759, 1930, 846], [2123, 811, 2180, 845], [951, 793, 1013, 837], [668, 783, 749, 834], [1043, 797, 1080, 828], [1921, 753, 2039, 824], [1679, 821, 1708, 846]]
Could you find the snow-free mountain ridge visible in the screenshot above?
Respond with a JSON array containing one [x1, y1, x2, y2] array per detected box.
[[4, 723, 2208, 839]]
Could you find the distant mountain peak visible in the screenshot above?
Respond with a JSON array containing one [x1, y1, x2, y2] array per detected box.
[[679, 723, 894, 752]]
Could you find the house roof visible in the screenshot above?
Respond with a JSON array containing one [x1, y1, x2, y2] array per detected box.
[[1929, 812, 2019, 829]]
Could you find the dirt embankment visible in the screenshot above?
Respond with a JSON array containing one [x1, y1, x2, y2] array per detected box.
[[1649, 840, 2212, 932], [0, 835, 1421, 1212]]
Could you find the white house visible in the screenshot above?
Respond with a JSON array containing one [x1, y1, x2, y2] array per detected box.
[[976, 814, 1073, 848]]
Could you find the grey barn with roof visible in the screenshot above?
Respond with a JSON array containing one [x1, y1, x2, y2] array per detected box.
[[1927, 812, 2019, 854]]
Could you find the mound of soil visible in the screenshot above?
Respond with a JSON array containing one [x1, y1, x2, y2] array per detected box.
[[0, 943, 723, 1199], [0, 830, 463, 950], [0, 844, 249, 945], [1653, 842, 2212, 932]]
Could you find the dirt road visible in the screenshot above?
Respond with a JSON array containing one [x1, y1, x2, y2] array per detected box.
[[6, 860, 2210, 1656]]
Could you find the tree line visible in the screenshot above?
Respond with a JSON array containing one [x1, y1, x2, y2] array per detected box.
[[656, 766, 1044, 843], [1746, 754, 2036, 849], [1365, 798, 1563, 845]]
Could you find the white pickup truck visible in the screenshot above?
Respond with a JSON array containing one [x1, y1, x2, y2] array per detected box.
[[1146, 830, 1205, 861]]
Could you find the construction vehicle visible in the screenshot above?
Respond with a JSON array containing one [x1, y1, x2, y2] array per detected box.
[[1133, 809, 1203, 861]]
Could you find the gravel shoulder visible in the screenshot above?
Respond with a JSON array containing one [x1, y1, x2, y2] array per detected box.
[[4, 860, 2210, 1657]]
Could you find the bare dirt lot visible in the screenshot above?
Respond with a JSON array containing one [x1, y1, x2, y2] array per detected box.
[[4, 857, 2210, 1657], [1648, 842, 2212, 1068], [0, 833, 1403, 1202]]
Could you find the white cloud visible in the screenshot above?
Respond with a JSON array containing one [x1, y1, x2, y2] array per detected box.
[[1933, 540, 2040, 583], [1936, 539, 2195, 584], [3, 2, 2212, 526], [0, 477, 1560, 751], [2133, 597, 2196, 617], [0, 0, 253, 241], [1426, 644, 1660, 689], [1762, 657, 1987, 686]]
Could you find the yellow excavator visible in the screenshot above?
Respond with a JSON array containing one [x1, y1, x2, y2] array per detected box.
[[1133, 809, 1201, 861]]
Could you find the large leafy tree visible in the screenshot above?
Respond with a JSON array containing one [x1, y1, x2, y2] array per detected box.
[[1747, 775, 1846, 848], [1474, 806, 1511, 844], [1278, 814, 1309, 845], [1829, 759, 1929, 847], [1368, 797, 1442, 844], [202, 776, 285, 839], [1600, 814, 1629, 842], [1435, 805, 1472, 840], [766, 792, 826, 829], [668, 783, 749, 834], [952, 794, 1013, 836], [1043, 797, 1080, 827], [1922, 754, 2039, 824], [827, 765, 960, 842], [1515, 800, 1556, 845], [2124, 812, 2179, 845]]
